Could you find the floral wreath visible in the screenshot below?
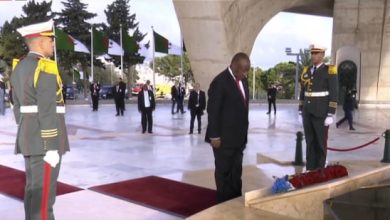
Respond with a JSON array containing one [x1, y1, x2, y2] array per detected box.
[[272, 164, 348, 194]]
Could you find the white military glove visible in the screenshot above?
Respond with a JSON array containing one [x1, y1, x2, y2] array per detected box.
[[324, 114, 335, 126], [44, 150, 60, 168]]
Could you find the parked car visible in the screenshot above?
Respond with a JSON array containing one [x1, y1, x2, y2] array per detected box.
[[65, 85, 78, 100], [100, 85, 113, 99], [131, 83, 143, 96]]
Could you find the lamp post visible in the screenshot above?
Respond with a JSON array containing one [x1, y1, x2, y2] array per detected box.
[[285, 48, 300, 100]]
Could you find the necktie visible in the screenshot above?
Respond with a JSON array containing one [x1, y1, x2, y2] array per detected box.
[[236, 79, 246, 104]]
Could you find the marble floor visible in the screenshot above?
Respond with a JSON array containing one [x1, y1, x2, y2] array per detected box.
[[0, 102, 389, 220]]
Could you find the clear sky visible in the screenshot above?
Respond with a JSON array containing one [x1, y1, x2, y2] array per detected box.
[[0, 0, 333, 69]]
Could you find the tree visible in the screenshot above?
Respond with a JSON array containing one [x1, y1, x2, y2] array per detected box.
[[260, 62, 295, 99], [247, 67, 263, 99], [55, 0, 97, 98], [153, 53, 193, 84], [0, 0, 54, 66], [104, 0, 146, 93]]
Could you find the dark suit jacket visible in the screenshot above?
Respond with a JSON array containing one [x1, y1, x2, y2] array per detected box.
[[90, 83, 100, 97], [112, 83, 125, 100], [205, 68, 249, 148], [138, 90, 156, 111], [267, 87, 277, 101], [188, 90, 206, 112], [171, 85, 178, 101]]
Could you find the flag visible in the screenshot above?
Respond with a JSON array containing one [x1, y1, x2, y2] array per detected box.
[[92, 28, 109, 54], [55, 28, 89, 53], [108, 39, 123, 56], [73, 38, 90, 54], [55, 28, 73, 50], [122, 33, 138, 54], [139, 41, 152, 61], [153, 31, 169, 53], [168, 43, 181, 55]]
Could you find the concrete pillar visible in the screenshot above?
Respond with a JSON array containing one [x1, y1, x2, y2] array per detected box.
[[173, 0, 327, 91], [332, 0, 390, 102]]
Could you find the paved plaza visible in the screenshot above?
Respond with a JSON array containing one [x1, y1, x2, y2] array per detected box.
[[0, 102, 389, 219]]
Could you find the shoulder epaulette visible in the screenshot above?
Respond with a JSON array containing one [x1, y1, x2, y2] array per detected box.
[[328, 65, 337, 75], [12, 59, 20, 70], [302, 66, 309, 75]]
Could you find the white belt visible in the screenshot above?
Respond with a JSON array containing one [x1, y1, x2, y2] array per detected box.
[[20, 105, 66, 114], [305, 91, 329, 97]]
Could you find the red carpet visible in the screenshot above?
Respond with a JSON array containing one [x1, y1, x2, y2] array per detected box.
[[0, 164, 82, 200], [89, 176, 217, 217]]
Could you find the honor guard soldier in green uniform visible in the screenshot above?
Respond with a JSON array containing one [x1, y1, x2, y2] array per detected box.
[[11, 20, 69, 220], [298, 45, 338, 171]]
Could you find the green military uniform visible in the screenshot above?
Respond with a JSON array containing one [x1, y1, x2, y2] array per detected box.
[[299, 64, 338, 170], [11, 52, 69, 220]]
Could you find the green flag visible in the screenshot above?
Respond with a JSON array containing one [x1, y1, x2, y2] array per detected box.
[[122, 33, 138, 54], [55, 28, 74, 51], [92, 28, 108, 54], [153, 31, 168, 53]]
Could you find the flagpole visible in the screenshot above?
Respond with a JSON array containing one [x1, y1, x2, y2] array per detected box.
[[91, 25, 94, 83], [180, 32, 184, 85], [252, 67, 255, 100], [152, 26, 156, 94], [120, 24, 124, 78], [53, 26, 58, 63]]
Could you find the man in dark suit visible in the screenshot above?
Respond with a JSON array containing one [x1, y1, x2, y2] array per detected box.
[[205, 52, 250, 203], [138, 84, 155, 133], [336, 88, 357, 130], [266, 84, 277, 114], [90, 81, 100, 111], [188, 82, 206, 134], [171, 82, 179, 114], [177, 83, 186, 113], [113, 78, 126, 116], [298, 45, 338, 171]]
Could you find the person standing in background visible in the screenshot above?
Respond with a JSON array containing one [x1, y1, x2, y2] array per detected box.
[[177, 83, 186, 114], [90, 81, 100, 111], [113, 78, 125, 116], [171, 82, 179, 114], [266, 84, 277, 115], [336, 88, 357, 130], [138, 84, 155, 134], [188, 82, 206, 134]]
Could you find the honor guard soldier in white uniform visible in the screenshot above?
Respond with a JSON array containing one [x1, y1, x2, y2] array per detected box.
[[298, 45, 338, 171], [11, 20, 69, 220]]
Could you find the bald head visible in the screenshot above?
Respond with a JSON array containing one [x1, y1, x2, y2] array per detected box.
[[230, 52, 250, 80]]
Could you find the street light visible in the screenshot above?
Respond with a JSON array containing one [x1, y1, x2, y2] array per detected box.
[[285, 48, 300, 100]]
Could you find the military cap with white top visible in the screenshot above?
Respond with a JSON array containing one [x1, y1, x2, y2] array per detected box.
[[309, 44, 326, 53], [17, 19, 54, 38]]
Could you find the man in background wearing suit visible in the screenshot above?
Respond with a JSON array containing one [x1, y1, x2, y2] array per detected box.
[[138, 84, 155, 133], [113, 78, 126, 116], [90, 81, 100, 111], [205, 52, 250, 203], [177, 83, 186, 114], [266, 84, 277, 115], [171, 82, 179, 114], [188, 82, 206, 134]]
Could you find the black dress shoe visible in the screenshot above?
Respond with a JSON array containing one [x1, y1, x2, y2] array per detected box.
[[115, 114, 119, 116], [148, 131, 153, 134], [266, 112, 270, 114], [350, 127, 355, 130], [189, 131, 193, 134], [198, 130, 201, 134]]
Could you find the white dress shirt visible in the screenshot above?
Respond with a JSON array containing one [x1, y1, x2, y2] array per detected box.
[[228, 67, 246, 99], [143, 90, 150, 108]]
